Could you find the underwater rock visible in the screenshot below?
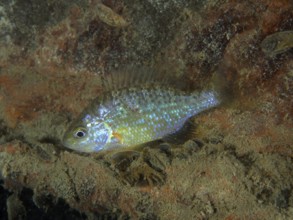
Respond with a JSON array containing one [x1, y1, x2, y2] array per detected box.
[[6, 193, 26, 220], [0, 0, 292, 219]]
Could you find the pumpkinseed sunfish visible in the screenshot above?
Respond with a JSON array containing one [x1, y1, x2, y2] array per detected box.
[[63, 70, 222, 153]]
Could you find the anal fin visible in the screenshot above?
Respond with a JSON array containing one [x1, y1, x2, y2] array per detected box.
[[162, 119, 197, 144]]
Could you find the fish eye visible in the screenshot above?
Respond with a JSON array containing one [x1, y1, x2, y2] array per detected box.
[[74, 127, 87, 138]]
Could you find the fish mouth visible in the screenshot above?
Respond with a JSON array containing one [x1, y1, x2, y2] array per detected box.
[[62, 131, 75, 149], [61, 135, 95, 153], [62, 138, 83, 152], [62, 137, 72, 150]]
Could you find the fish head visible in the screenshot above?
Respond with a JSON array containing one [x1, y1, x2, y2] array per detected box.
[[62, 114, 113, 153]]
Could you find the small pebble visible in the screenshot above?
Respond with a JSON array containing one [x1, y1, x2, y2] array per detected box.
[[7, 193, 26, 220], [183, 140, 200, 151], [159, 143, 172, 155], [209, 135, 223, 144]]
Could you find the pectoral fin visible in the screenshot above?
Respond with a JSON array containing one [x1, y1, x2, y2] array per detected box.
[[112, 131, 124, 144]]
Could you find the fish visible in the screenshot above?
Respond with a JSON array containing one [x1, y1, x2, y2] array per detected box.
[[261, 30, 293, 57], [96, 3, 129, 28], [62, 69, 222, 153]]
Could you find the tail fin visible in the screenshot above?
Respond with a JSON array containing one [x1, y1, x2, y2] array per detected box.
[[210, 69, 234, 106]]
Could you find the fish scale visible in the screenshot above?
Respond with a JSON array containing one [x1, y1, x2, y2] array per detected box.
[[62, 84, 220, 152]]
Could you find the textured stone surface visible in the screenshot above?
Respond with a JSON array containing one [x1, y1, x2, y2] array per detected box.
[[0, 0, 292, 219]]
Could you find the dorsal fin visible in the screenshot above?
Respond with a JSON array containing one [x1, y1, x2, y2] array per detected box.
[[99, 66, 188, 92]]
